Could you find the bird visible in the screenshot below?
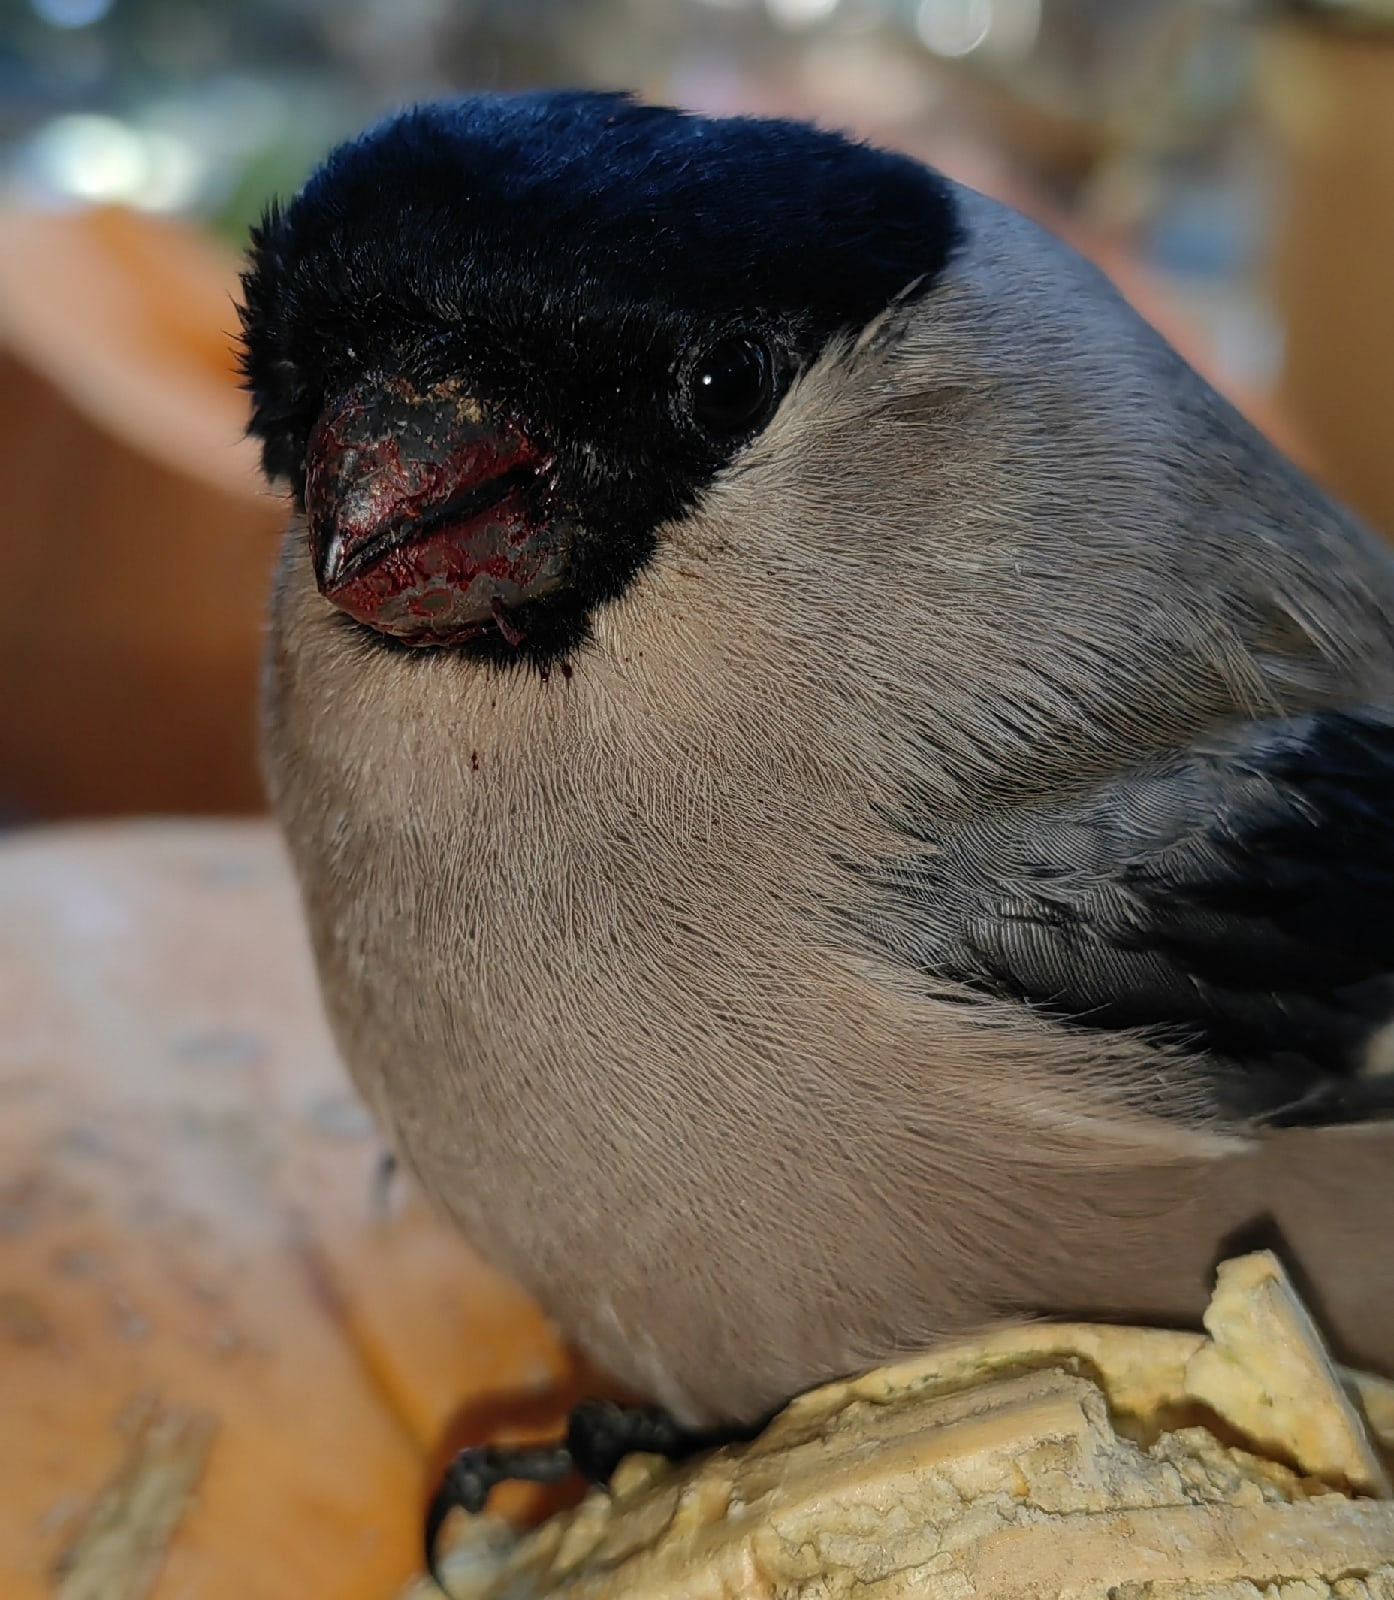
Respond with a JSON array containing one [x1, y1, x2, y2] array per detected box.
[[239, 88, 1394, 1563]]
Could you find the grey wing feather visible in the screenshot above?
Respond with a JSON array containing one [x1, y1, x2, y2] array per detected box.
[[861, 708, 1394, 1126]]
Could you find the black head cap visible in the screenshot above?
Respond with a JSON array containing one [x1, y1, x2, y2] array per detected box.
[[240, 89, 961, 665]]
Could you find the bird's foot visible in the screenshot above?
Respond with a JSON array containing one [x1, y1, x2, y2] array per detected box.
[[424, 1400, 750, 1589]]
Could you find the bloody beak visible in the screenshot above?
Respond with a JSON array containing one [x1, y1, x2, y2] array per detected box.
[[304, 376, 569, 647]]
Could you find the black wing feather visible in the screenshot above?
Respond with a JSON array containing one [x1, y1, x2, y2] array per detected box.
[[864, 709, 1394, 1126]]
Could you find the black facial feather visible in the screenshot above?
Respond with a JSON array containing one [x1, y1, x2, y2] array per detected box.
[[238, 89, 961, 666], [855, 708, 1394, 1129]]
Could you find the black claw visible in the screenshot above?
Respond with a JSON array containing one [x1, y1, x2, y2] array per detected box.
[[424, 1443, 573, 1590], [422, 1400, 767, 1589]]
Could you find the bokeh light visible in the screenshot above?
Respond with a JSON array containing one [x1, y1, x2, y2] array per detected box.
[[26, 114, 205, 211], [29, 0, 114, 27]]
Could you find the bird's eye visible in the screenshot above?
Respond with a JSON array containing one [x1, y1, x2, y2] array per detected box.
[[690, 335, 774, 437]]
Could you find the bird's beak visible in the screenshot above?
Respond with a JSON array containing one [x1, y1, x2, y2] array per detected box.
[[304, 375, 570, 647]]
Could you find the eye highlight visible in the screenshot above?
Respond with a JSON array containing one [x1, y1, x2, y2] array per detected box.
[[689, 334, 775, 438]]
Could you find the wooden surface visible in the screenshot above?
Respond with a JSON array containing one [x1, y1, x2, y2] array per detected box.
[[0, 820, 589, 1600]]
